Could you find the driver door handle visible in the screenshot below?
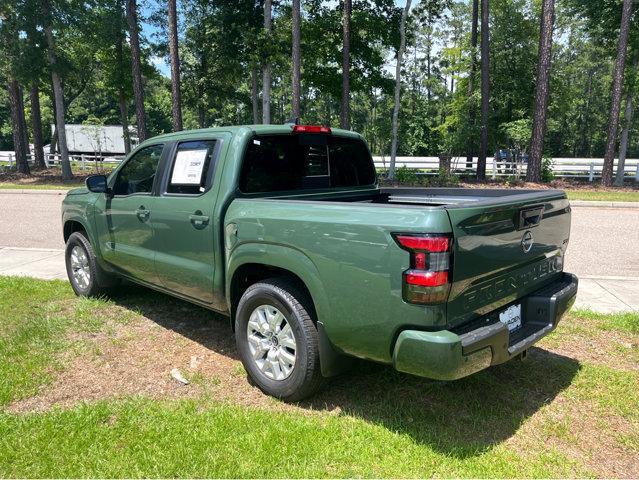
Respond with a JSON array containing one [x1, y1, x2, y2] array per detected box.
[[189, 213, 210, 227]]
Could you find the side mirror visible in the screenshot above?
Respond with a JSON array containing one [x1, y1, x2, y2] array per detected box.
[[86, 174, 109, 194]]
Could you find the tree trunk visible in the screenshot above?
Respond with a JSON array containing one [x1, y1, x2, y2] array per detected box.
[[18, 86, 30, 160], [439, 155, 452, 175], [198, 104, 206, 128], [113, 19, 132, 155], [50, 129, 58, 155], [614, 52, 638, 186], [388, 0, 411, 181], [168, 0, 183, 131], [198, 55, 206, 128], [7, 80, 30, 174], [577, 68, 594, 156], [340, 0, 351, 129], [30, 83, 46, 169], [602, 0, 633, 187], [251, 66, 260, 124], [526, 0, 555, 183], [42, 0, 72, 179], [291, 0, 301, 119], [426, 29, 432, 101], [466, 0, 479, 168], [614, 91, 634, 186], [118, 93, 132, 154], [126, 0, 148, 141], [262, 0, 272, 124], [477, 0, 490, 180]]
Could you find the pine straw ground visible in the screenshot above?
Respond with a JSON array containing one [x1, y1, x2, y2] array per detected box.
[[0, 276, 637, 477]]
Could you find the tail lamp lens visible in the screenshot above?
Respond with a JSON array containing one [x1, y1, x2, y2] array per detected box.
[[394, 234, 452, 304]]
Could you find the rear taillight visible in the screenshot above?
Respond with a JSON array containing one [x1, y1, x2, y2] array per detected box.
[[394, 234, 452, 304]]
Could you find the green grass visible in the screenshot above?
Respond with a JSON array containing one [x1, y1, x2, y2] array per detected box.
[[0, 398, 587, 478], [0, 182, 82, 190], [565, 190, 639, 202], [0, 277, 116, 406], [0, 277, 637, 477], [569, 309, 639, 334]]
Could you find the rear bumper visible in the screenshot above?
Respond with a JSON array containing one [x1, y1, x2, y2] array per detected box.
[[392, 272, 578, 380]]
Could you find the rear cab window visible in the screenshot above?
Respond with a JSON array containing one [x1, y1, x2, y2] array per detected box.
[[239, 134, 376, 194]]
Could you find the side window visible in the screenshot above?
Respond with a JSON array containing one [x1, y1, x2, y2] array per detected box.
[[113, 144, 164, 196], [166, 140, 217, 195]]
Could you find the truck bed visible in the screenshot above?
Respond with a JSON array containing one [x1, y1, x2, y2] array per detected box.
[[226, 186, 571, 361], [273, 187, 566, 208]]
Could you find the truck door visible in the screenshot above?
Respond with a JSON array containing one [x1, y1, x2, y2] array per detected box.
[[150, 139, 222, 303], [95, 143, 165, 283]]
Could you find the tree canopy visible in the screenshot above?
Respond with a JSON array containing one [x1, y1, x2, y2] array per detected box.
[[1, 0, 638, 161]]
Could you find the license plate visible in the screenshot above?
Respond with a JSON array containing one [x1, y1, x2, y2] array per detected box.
[[499, 304, 522, 332]]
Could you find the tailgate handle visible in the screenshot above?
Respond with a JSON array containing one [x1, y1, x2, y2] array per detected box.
[[518, 206, 544, 230]]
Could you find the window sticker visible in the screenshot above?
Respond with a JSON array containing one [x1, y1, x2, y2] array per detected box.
[[171, 149, 208, 185]]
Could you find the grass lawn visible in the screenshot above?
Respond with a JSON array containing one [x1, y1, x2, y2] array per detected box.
[[0, 182, 83, 190], [0, 276, 638, 477], [565, 190, 639, 202]]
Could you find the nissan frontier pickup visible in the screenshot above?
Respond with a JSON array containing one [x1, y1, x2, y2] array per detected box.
[[61, 124, 578, 401]]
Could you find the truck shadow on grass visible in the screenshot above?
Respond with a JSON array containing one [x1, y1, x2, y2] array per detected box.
[[305, 349, 580, 456], [111, 286, 580, 457]]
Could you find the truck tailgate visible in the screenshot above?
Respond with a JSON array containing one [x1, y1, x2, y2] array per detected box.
[[445, 193, 571, 328]]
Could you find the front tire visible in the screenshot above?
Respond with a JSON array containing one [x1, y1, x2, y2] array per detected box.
[[235, 278, 324, 402], [65, 231, 118, 297]]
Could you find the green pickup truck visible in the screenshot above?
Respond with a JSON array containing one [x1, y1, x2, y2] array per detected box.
[[61, 124, 578, 401]]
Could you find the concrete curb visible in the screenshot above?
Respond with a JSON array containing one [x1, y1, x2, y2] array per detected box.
[[0, 188, 70, 195], [570, 200, 639, 208]]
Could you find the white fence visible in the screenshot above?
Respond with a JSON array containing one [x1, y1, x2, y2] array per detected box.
[[0, 152, 124, 171], [373, 156, 639, 182], [2, 151, 639, 182]]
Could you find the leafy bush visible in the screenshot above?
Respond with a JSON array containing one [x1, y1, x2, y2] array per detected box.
[[394, 165, 419, 184], [430, 169, 460, 187], [541, 156, 555, 183]]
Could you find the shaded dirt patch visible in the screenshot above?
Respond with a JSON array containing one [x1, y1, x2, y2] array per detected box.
[[7, 296, 278, 413]]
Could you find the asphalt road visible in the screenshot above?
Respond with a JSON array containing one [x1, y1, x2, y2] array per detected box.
[[0, 193, 65, 250], [0, 192, 637, 278]]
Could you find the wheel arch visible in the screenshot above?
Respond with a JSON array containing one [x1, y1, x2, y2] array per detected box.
[[226, 243, 330, 327], [226, 243, 349, 377], [63, 219, 89, 243]]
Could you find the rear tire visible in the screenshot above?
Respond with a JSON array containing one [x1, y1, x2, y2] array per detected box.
[[65, 231, 119, 297], [235, 278, 324, 402]]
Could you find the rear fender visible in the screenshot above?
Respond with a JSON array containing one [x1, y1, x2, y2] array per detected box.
[[226, 242, 330, 325], [226, 242, 348, 377]]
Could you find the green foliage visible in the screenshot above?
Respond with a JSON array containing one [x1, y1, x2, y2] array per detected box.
[[500, 119, 532, 151], [541, 156, 555, 183], [1, 0, 637, 162], [394, 164, 419, 184]]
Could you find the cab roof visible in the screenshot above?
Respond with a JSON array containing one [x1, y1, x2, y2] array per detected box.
[[140, 124, 363, 147]]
